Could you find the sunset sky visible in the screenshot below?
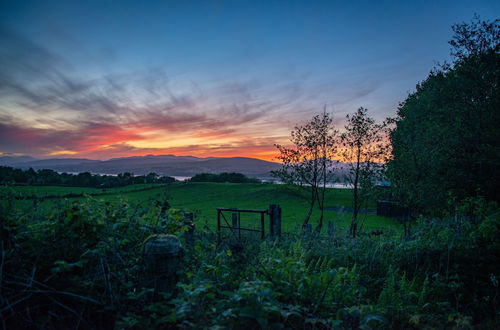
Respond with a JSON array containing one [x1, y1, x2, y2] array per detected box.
[[1, 0, 498, 161]]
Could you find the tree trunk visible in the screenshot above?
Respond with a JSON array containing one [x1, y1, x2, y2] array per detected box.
[[315, 184, 326, 233], [350, 146, 361, 238], [304, 187, 316, 225]]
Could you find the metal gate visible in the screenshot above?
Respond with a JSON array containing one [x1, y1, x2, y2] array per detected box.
[[216, 205, 281, 241], [217, 207, 267, 240]]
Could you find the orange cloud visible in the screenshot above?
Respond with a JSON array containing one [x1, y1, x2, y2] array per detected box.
[[0, 117, 285, 161]]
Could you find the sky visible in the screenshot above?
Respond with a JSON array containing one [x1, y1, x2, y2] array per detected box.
[[0, 0, 498, 161]]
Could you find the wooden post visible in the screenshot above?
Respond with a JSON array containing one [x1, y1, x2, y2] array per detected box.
[[260, 212, 265, 239], [269, 204, 282, 238], [231, 212, 238, 228], [303, 223, 312, 238], [184, 212, 195, 247], [327, 221, 335, 239], [232, 212, 239, 239], [143, 234, 183, 300], [217, 209, 221, 241], [274, 205, 282, 238]]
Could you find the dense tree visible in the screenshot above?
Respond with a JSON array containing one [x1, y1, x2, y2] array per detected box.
[[0, 166, 175, 187], [273, 111, 337, 230], [189, 172, 260, 183], [387, 17, 499, 215], [340, 107, 389, 237]]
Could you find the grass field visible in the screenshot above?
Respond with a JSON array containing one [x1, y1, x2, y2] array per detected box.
[[4, 182, 401, 234], [8, 183, 158, 196]]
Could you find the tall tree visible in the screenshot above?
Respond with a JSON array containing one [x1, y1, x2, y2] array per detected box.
[[340, 107, 389, 237], [273, 111, 337, 231], [388, 17, 499, 215]]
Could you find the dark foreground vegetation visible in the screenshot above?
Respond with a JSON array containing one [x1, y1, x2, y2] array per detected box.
[[1, 17, 499, 329], [0, 166, 175, 188], [1, 192, 498, 329]]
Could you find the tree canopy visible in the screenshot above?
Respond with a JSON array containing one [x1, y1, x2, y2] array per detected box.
[[387, 17, 499, 215], [189, 172, 260, 183], [0, 166, 175, 187]]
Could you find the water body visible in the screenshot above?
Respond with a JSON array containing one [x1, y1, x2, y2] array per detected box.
[[263, 179, 353, 189], [172, 176, 191, 181], [324, 206, 376, 214]]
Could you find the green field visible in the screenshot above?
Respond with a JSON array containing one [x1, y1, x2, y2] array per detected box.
[[8, 183, 158, 196], [4, 182, 400, 233]]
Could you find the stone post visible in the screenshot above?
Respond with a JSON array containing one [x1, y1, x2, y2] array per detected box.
[[143, 234, 183, 300]]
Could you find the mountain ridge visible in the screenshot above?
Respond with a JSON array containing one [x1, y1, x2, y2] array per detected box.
[[0, 154, 281, 178]]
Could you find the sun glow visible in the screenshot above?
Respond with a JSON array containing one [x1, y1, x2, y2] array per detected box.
[[49, 150, 78, 156]]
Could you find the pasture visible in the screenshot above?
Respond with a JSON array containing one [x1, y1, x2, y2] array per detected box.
[[4, 182, 399, 234]]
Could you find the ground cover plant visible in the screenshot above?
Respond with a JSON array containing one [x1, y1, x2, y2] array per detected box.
[[1, 188, 498, 329]]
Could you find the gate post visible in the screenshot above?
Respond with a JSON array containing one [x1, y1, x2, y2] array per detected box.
[[327, 221, 335, 239], [303, 223, 312, 239], [268, 204, 282, 238], [232, 212, 240, 239], [217, 209, 221, 241]]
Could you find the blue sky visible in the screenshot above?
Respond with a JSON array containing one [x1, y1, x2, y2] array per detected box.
[[0, 0, 498, 159]]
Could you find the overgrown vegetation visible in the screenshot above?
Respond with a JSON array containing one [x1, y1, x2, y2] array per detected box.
[[1, 191, 498, 328]]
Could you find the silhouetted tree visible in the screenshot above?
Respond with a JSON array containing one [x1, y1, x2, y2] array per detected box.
[[273, 111, 337, 231], [0, 166, 175, 187], [340, 107, 389, 237]]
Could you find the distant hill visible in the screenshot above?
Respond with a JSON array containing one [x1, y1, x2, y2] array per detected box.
[[19, 158, 97, 166], [0, 154, 281, 179], [0, 155, 37, 165]]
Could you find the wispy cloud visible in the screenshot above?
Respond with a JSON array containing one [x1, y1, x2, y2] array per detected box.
[[0, 24, 391, 160], [0, 26, 294, 159]]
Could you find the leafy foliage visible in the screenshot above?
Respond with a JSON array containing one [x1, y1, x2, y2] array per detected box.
[[388, 17, 500, 215], [1, 185, 499, 328], [0, 191, 188, 329]]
